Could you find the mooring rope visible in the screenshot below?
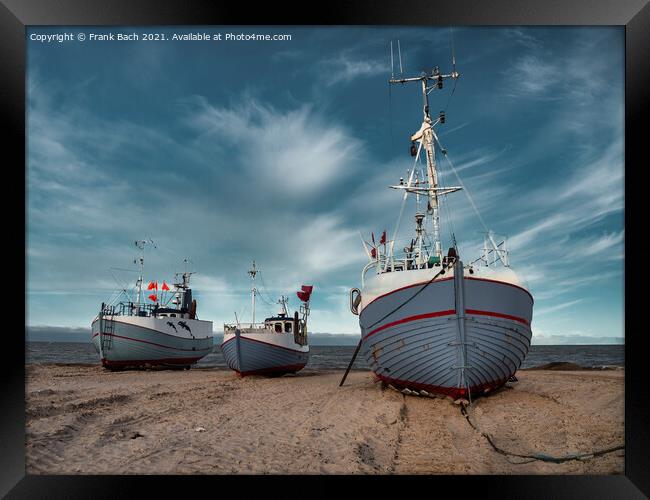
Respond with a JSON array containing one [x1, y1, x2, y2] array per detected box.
[[459, 403, 624, 464], [366, 262, 453, 331]]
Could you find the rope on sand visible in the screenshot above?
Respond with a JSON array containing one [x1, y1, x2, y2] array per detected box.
[[459, 403, 624, 464]]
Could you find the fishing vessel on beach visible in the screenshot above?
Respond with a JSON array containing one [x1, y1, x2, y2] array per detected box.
[[348, 52, 534, 401], [91, 240, 213, 370], [221, 261, 312, 376]]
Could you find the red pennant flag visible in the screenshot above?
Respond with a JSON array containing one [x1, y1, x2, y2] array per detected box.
[[147, 281, 158, 290], [148, 294, 158, 302], [371, 247, 377, 259], [161, 282, 170, 291], [297, 285, 313, 303], [380, 230, 386, 245]]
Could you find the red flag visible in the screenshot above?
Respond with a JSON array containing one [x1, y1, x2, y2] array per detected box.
[[297, 285, 313, 303], [147, 281, 158, 290], [371, 247, 377, 259], [148, 294, 158, 302], [380, 230, 386, 245], [371, 232, 375, 245], [161, 282, 170, 291]]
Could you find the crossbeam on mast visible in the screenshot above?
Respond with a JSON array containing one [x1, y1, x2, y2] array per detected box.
[[389, 72, 459, 85], [389, 185, 463, 196]]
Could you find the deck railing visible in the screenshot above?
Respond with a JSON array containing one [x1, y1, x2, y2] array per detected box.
[[224, 322, 268, 331], [102, 302, 161, 318]]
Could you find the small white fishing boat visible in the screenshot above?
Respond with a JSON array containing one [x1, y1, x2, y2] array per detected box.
[[221, 261, 312, 376], [347, 51, 534, 401], [91, 240, 213, 370]]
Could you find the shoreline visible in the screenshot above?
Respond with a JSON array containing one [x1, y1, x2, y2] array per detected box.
[[26, 364, 624, 474], [25, 361, 626, 371]]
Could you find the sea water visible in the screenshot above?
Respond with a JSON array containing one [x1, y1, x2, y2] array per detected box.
[[26, 342, 624, 370]]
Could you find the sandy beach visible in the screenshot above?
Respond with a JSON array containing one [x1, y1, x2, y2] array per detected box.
[[26, 364, 624, 475]]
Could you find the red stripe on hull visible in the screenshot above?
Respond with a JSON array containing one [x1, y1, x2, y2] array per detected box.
[[363, 309, 456, 340], [362, 308, 529, 341], [101, 356, 202, 368], [221, 334, 308, 354], [465, 277, 534, 303], [235, 363, 307, 377], [93, 332, 212, 352], [465, 309, 530, 326], [374, 372, 510, 400]]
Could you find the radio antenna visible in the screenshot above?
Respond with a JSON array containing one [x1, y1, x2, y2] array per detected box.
[[397, 39, 403, 75], [390, 41, 395, 78], [133, 238, 156, 309], [450, 27, 457, 73]]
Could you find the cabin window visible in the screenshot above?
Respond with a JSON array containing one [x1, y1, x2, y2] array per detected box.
[[171, 314, 176, 318], [285, 322, 292, 333], [274, 323, 282, 333]]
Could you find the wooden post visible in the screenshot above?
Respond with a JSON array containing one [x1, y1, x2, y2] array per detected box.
[[339, 339, 363, 387]]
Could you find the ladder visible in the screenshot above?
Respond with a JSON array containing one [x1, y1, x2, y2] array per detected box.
[[100, 304, 115, 352]]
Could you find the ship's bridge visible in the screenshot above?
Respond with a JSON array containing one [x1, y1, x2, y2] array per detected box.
[[263, 314, 303, 334]]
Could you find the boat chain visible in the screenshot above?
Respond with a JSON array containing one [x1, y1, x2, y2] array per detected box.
[[459, 402, 624, 465]]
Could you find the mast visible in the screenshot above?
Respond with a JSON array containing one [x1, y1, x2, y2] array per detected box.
[[248, 261, 258, 324], [278, 295, 289, 316], [181, 257, 193, 289], [134, 238, 155, 311], [172, 258, 194, 311], [388, 65, 460, 264]]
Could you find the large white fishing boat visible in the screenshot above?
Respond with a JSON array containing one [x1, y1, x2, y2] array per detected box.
[[221, 261, 312, 376], [91, 240, 213, 370], [348, 52, 534, 401]]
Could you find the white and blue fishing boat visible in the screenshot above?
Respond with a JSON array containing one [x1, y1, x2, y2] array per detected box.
[[91, 240, 214, 370], [221, 262, 312, 376], [348, 55, 534, 401]]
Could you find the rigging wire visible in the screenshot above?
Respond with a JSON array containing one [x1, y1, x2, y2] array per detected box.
[[237, 302, 248, 323], [386, 141, 423, 269], [108, 267, 137, 304], [433, 147, 459, 254], [388, 82, 394, 155], [256, 270, 279, 307], [442, 26, 459, 114], [433, 132, 491, 237], [442, 77, 458, 114], [433, 131, 509, 267]]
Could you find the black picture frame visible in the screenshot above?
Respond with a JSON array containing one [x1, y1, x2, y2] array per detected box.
[[4, 0, 648, 497]]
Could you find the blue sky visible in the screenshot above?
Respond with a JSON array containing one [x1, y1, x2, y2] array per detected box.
[[26, 26, 624, 344]]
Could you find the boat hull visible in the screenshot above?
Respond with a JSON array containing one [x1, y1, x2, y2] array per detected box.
[[359, 267, 533, 400], [90, 315, 213, 369], [220, 332, 309, 376]]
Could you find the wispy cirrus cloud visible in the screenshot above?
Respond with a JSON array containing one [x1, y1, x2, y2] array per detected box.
[[534, 298, 585, 317], [321, 54, 389, 86], [183, 95, 362, 195]]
